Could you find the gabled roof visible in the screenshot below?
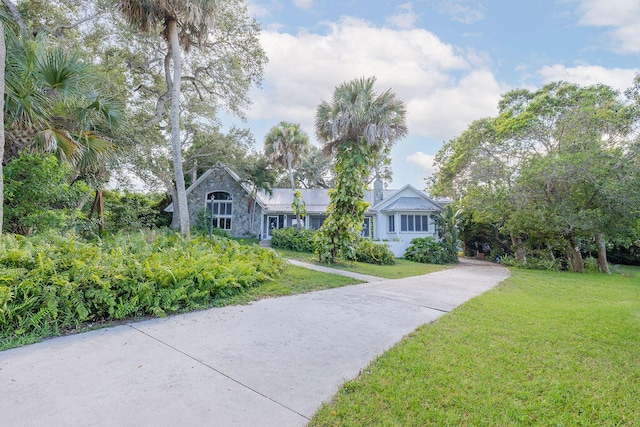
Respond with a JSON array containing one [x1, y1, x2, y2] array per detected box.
[[165, 163, 265, 213], [369, 184, 443, 213]]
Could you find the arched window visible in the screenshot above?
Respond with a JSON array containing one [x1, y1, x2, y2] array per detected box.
[[206, 191, 233, 230]]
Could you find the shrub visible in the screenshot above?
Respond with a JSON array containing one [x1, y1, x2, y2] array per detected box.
[[102, 191, 169, 232], [3, 153, 91, 234], [0, 231, 284, 341], [404, 237, 453, 265], [583, 257, 599, 273], [353, 239, 395, 265], [499, 255, 561, 271], [271, 227, 316, 252]]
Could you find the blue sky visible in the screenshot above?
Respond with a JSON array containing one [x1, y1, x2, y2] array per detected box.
[[230, 0, 640, 189]]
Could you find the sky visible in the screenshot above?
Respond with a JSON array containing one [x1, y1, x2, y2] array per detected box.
[[226, 0, 640, 190]]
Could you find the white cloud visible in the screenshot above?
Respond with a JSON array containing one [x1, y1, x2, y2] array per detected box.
[[406, 152, 437, 179], [292, 0, 314, 10], [386, 3, 420, 30], [437, 0, 485, 24], [247, 17, 503, 143], [538, 64, 639, 92], [572, 0, 640, 53], [247, 1, 282, 19]]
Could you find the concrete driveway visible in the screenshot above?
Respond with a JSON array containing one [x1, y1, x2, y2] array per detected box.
[[0, 258, 508, 427]]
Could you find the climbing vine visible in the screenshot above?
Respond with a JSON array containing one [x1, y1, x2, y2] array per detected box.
[[315, 140, 371, 263]]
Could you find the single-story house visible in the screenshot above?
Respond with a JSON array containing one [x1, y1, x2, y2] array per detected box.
[[168, 163, 447, 257]]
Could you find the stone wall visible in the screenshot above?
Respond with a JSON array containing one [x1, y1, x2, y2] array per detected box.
[[186, 167, 262, 238]]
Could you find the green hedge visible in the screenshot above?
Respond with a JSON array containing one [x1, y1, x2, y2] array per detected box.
[[0, 231, 283, 340], [271, 227, 395, 265], [404, 237, 454, 264], [271, 227, 316, 252], [354, 239, 395, 265]]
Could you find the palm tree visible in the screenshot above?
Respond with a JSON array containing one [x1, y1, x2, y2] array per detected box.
[[315, 76, 407, 263], [3, 31, 119, 166], [264, 121, 309, 230], [115, 0, 218, 239]]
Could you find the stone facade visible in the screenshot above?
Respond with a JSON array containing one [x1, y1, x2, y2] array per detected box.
[[186, 167, 263, 238]]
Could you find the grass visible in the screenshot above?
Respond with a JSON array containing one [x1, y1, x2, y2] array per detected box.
[[310, 266, 640, 426], [274, 248, 450, 279], [210, 264, 362, 306]]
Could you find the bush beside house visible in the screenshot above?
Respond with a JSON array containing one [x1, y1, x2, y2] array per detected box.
[[272, 227, 395, 265]]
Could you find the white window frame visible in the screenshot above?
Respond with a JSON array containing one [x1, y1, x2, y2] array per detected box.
[[400, 214, 430, 233], [207, 191, 233, 230]]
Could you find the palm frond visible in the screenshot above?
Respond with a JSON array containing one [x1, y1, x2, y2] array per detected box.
[[315, 76, 408, 154]]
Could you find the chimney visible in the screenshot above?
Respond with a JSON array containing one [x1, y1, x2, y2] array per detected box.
[[374, 177, 384, 206]]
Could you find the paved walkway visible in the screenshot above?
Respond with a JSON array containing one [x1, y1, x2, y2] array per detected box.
[[0, 258, 508, 427], [286, 258, 385, 282]]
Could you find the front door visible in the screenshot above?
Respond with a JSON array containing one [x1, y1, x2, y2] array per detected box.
[[266, 215, 280, 238]]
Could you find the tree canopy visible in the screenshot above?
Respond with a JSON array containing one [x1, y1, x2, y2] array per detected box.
[[431, 80, 640, 272]]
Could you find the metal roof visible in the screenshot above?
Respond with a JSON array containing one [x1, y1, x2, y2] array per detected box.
[[257, 188, 398, 213], [381, 197, 441, 212]]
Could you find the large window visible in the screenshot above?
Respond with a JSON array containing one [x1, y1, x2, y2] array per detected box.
[[400, 214, 429, 232], [207, 191, 233, 230]]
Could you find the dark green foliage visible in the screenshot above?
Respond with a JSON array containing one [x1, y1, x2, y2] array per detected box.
[[0, 231, 283, 341], [431, 206, 461, 263], [607, 245, 640, 266], [101, 190, 169, 232], [353, 239, 395, 265], [404, 237, 453, 265], [499, 255, 561, 271], [3, 153, 91, 235], [271, 227, 316, 253]]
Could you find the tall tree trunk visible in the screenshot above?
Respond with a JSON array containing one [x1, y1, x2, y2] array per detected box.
[[567, 234, 584, 273], [595, 233, 611, 274], [0, 22, 5, 234], [510, 235, 527, 263], [170, 186, 180, 230], [167, 20, 190, 239], [288, 158, 301, 231]]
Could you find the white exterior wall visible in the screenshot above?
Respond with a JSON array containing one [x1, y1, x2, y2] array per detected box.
[[373, 212, 439, 257], [368, 185, 443, 258]]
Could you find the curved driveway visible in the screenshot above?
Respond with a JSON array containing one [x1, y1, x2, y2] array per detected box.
[[0, 258, 508, 427]]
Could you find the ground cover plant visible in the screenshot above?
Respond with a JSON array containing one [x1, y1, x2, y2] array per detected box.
[[274, 248, 448, 279], [311, 267, 640, 425], [0, 231, 283, 348], [0, 231, 363, 351]]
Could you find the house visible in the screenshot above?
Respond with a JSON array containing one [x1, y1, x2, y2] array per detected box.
[[168, 163, 446, 257]]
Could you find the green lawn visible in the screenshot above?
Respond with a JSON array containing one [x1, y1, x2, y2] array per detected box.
[[273, 248, 450, 279], [311, 266, 640, 426], [211, 264, 362, 307]]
